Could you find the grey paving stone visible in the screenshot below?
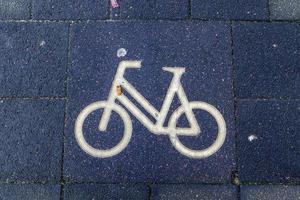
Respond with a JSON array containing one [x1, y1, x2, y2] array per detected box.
[[0, 22, 68, 97], [270, 0, 300, 20], [191, 0, 268, 20], [0, 100, 65, 181], [0, 0, 30, 19], [152, 184, 237, 200], [237, 100, 300, 182], [64, 21, 235, 183], [32, 0, 108, 19], [111, 0, 188, 19], [0, 184, 60, 200], [64, 183, 149, 200], [241, 185, 300, 200], [233, 22, 300, 99]]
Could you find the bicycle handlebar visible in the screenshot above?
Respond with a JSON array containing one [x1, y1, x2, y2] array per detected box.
[[119, 60, 142, 70]]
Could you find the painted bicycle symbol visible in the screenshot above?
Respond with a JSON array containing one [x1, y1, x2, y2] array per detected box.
[[75, 60, 226, 159]]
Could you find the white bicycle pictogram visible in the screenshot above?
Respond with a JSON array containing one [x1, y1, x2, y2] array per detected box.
[[75, 60, 226, 159]]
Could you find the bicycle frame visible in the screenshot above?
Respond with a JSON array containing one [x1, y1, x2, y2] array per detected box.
[[99, 60, 200, 136]]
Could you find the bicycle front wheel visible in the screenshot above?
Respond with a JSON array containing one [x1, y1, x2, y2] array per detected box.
[[75, 101, 132, 158], [168, 101, 226, 159]]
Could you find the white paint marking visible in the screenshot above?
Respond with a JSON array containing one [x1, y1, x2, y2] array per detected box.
[[39, 40, 46, 47], [75, 101, 132, 158], [117, 48, 127, 57], [75, 60, 227, 159], [248, 135, 258, 142]]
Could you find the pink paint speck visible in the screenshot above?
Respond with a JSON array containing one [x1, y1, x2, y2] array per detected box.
[[110, 0, 119, 8]]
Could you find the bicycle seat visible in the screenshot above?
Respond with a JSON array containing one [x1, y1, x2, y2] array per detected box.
[[162, 67, 185, 74]]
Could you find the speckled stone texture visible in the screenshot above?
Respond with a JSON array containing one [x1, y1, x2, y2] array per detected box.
[[64, 184, 149, 199], [0, 23, 68, 97], [64, 21, 235, 183], [0, 0, 30, 19], [0, 100, 65, 181], [191, 0, 268, 20], [111, 0, 188, 19], [237, 100, 300, 183], [270, 0, 300, 20], [0, 1, 299, 198], [0, 184, 60, 200], [152, 184, 237, 200], [241, 185, 300, 200], [32, 0, 108, 19], [232, 23, 300, 99]]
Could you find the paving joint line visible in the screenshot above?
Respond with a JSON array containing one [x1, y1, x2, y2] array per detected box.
[[61, 181, 234, 185], [188, 0, 192, 19], [0, 180, 299, 185], [240, 182, 300, 186], [147, 183, 153, 200], [237, 185, 241, 200], [0, 97, 66, 100], [236, 98, 300, 101], [59, 98, 67, 200], [0, 19, 299, 23], [229, 21, 240, 187], [267, 0, 272, 21], [29, 0, 33, 19], [59, 22, 72, 200], [0, 180, 61, 184], [108, 0, 112, 19], [59, 180, 65, 200]]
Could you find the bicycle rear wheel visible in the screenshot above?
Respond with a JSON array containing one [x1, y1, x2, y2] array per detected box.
[[168, 101, 226, 159]]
